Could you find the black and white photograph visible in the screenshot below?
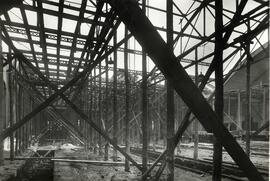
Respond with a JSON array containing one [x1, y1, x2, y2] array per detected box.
[[0, 0, 269, 180]]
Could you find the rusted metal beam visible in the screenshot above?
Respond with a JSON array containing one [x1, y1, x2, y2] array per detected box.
[[107, 1, 264, 180]]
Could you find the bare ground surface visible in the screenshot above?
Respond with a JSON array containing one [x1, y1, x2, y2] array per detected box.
[[0, 151, 27, 181], [53, 147, 235, 181], [0, 140, 268, 181], [153, 140, 269, 168]]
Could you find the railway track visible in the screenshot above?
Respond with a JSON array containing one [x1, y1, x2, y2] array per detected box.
[[130, 147, 269, 181]]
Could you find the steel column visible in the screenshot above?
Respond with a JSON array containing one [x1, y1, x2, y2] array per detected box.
[[193, 48, 199, 160], [124, 27, 130, 172], [98, 63, 102, 156], [113, 31, 118, 161], [213, 0, 224, 179], [245, 42, 251, 157], [104, 52, 109, 161], [166, 0, 175, 180], [237, 91, 242, 131], [141, 0, 148, 175], [8, 60, 15, 160]]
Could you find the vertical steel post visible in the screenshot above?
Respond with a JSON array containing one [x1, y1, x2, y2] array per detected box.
[[124, 27, 130, 172], [237, 91, 242, 131], [262, 86, 266, 126], [89, 73, 93, 149], [0, 26, 4, 165], [213, 0, 224, 180], [15, 61, 19, 156], [166, 0, 175, 180], [93, 67, 97, 153], [141, 0, 148, 175], [104, 51, 109, 161], [18, 79, 22, 154], [29, 96, 32, 147], [98, 63, 102, 156], [113, 31, 118, 161], [8, 57, 14, 160], [193, 48, 199, 160], [245, 23, 251, 157], [13, 59, 17, 155], [228, 93, 231, 118], [22, 90, 26, 152]]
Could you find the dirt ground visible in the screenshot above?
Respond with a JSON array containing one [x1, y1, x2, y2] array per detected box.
[[54, 148, 140, 181], [154, 140, 269, 168], [0, 151, 25, 181], [53, 147, 235, 181]]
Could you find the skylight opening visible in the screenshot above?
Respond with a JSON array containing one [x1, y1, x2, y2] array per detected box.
[[47, 46, 57, 54], [8, 8, 23, 23], [60, 58, 69, 62], [44, 14, 58, 30], [62, 18, 77, 33], [80, 23, 90, 36], [74, 51, 82, 58], [59, 66, 68, 71], [65, 0, 82, 9], [25, 10, 37, 26], [43, 3, 58, 12], [60, 48, 71, 56], [49, 70, 57, 74], [39, 63, 44, 68], [63, 8, 79, 16], [46, 38, 57, 44], [8, 31, 28, 40], [84, 13, 94, 22], [33, 44, 43, 52], [48, 64, 57, 69], [60, 40, 72, 47], [13, 41, 30, 51], [30, 37, 40, 44]]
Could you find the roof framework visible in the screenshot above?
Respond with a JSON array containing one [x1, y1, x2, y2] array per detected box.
[[0, 0, 269, 180], [0, 0, 267, 86]]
